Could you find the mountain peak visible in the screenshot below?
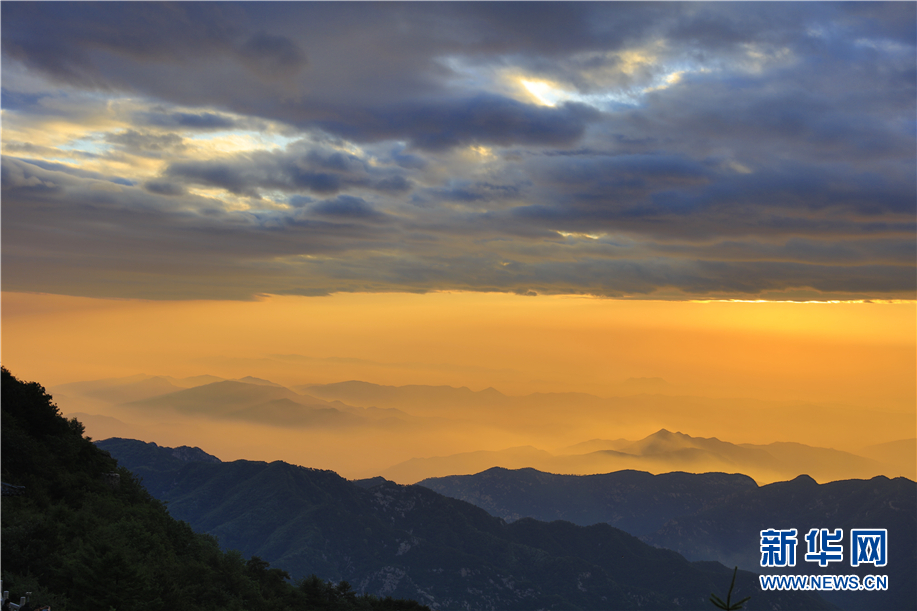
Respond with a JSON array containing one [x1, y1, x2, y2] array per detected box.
[[171, 445, 221, 463], [233, 376, 284, 387]]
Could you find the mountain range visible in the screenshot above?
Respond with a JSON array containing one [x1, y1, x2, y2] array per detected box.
[[98, 438, 833, 611], [643, 473, 916, 611], [300, 380, 915, 456], [54, 375, 915, 485], [418, 466, 916, 611], [418, 467, 758, 537], [55, 375, 417, 432], [382, 429, 900, 485]]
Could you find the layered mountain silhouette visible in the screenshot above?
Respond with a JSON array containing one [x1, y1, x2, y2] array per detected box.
[[418, 467, 758, 537], [417, 464, 916, 610], [54, 376, 420, 431], [302, 380, 915, 481], [56, 376, 915, 484], [98, 438, 832, 610], [383, 429, 895, 485], [125, 380, 330, 415], [643, 474, 916, 611], [859, 438, 917, 471], [54, 373, 223, 403]]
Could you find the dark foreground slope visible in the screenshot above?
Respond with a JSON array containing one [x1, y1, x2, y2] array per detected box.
[[101, 438, 833, 610], [0, 369, 428, 611]]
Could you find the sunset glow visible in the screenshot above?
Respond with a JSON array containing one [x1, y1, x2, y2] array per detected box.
[[2, 3, 914, 483]]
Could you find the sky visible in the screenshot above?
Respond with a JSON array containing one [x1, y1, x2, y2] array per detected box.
[[1, 3, 915, 472]]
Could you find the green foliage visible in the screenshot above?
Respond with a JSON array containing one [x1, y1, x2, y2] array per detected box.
[[710, 566, 751, 610], [1, 368, 430, 611]]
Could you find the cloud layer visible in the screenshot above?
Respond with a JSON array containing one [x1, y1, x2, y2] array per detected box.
[[2, 2, 914, 300]]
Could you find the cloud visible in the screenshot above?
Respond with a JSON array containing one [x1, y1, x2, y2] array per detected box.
[[1, 3, 239, 82], [420, 181, 525, 205], [313, 96, 601, 151], [310, 195, 386, 220], [105, 130, 186, 156], [4, 153, 912, 301], [162, 145, 414, 198], [1, 3, 914, 301], [135, 111, 240, 130], [143, 180, 186, 197], [239, 32, 307, 78], [3, 157, 136, 187]]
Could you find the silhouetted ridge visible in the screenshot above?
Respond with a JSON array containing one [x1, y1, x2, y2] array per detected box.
[[353, 476, 391, 489], [102, 437, 835, 610], [419, 467, 757, 536], [643, 473, 916, 611]]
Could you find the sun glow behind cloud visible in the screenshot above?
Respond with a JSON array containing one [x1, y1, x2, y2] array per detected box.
[[521, 79, 563, 107], [4, 2, 913, 303]]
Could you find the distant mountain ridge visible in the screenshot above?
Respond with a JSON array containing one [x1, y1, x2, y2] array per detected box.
[[382, 429, 897, 485], [302, 380, 915, 481], [55, 376, 421, 432], [412, 465, 916, 611], [55, 375, 915, 483], [643, 474, 916, 611], [125, 380, 326, 415], [98, 438, 833, 611], [298, 380, 509, 412], [418, 467, 758, 536]]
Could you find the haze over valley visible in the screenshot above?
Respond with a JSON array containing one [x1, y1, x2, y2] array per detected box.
[[51, 373, 915, 486]]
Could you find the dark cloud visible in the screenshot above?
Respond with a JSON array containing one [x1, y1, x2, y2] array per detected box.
[[3, 157, 135, 187], [1, 3, 239, 83], [136, 111, 240, 130], [390, 146, 427, 170], [507, 160, 915, 243], [421, 181, 525, 205], [162, 146, 413, 198], [239, 32, 307, 78], [310, 195, 385, 220], [287, 195, 315, 208], [165, 161, 254, 196], [1, 3, 914, 300], [834, 2, 917, 46], [143, 180, 186, 197], [3, 155, 914, 300], [313, 96, 601, 151], [2, 4, 607, 150]]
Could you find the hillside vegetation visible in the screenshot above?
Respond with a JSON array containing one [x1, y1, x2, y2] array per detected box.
[[0, 368, 429, 611]]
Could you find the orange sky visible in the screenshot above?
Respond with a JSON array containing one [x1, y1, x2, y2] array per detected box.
[[3, 290, 913, 410], [2, 290, 914, 479]]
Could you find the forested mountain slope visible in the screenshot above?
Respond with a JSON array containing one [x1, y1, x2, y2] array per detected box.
[[0, 368, 428, 611], [101, 437, 834, 610]]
